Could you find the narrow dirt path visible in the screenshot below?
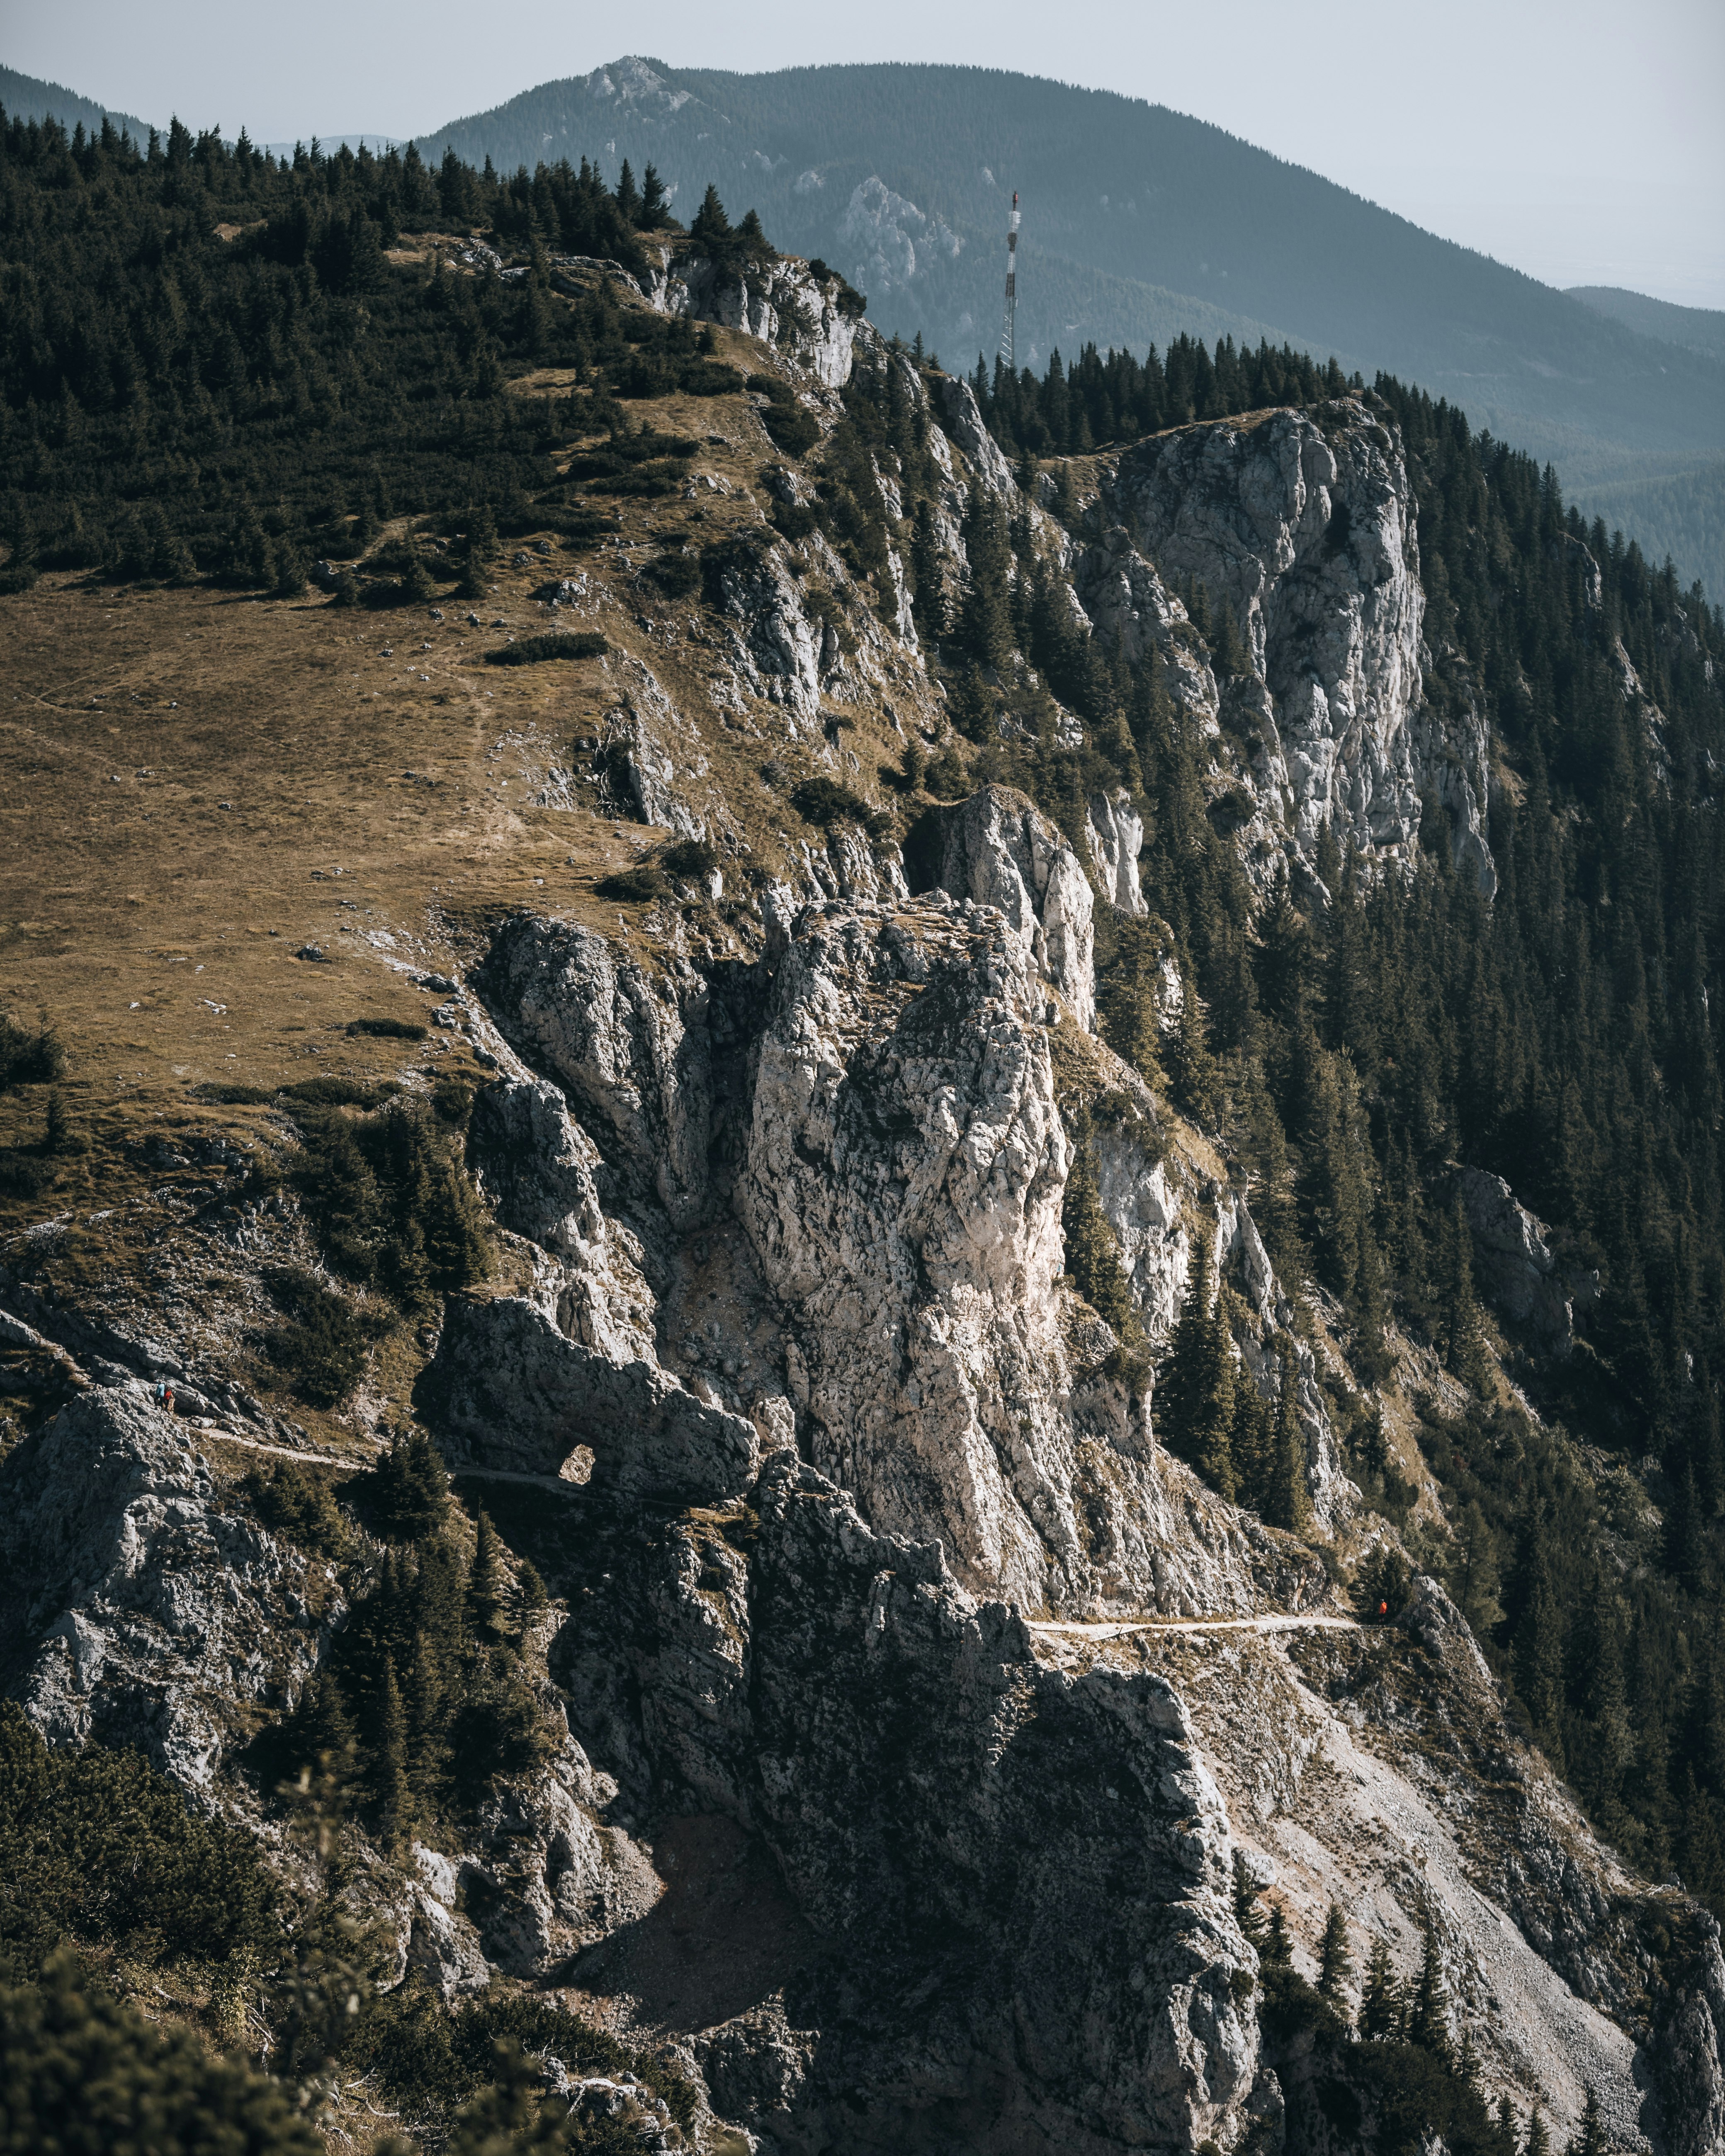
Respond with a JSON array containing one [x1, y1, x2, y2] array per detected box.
[[197, 1434, 1365, 1633], [1027, 1613, 1358, 1639]]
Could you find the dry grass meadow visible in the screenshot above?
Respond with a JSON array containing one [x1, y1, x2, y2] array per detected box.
[[0, 335, 933, 1440]]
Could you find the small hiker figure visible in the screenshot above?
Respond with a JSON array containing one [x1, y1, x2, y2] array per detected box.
[[155, 1379, 175, 1413]]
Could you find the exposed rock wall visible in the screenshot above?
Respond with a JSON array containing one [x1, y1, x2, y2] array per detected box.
[[0, 1389, 328, 1790], [654, 251, 860, 388], [920, 784, 1097, 1028], [1074, 403, 1495, 890]]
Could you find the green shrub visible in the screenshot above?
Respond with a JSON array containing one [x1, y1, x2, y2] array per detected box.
[[345, 1429, 448, 1544], [345, 1017, 428, 1041], [190, 1083, 274, 1105], [759, 403, 820, 458], [485, 633, 608, 666], [279, 1076, 401, 1109], [358, 1974, 697, 2137], [682, 361, 744, 395], [284, 1096, 490, 1306], [260, 1267, 389, 1408], [660, 838, 719, 882], [0, 1010, 63, 1095], [791, 776, 890, 837], [595, 862, 668, 904], [242, 1461, 351, 1561], [431, 1077, 476, 1125], [0, 1955, 319, 2156], [0, 1704, 275, 1972], [647, 549, 701, 597], [0, 1152, 56, 1197]]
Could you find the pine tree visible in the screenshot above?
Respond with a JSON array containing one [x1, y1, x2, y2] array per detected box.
[[1440, 1199, 1490, 1391], [1230, 1375, 1271, 1515], [689, 184, 731, 257], [374, 1659, 411, 1848], [1231, 1852, 1269, 1958], [639, 163, 672, 229], [298, 1674, 357, 1792], [910, 495, 947, 639], [957, 486, 1014, 670], [1569, 2087, 1610, 2156], [1515, 1517, 1566, 1763], [1458, 1496, 1505, 1635], [1157, 1241, 1234, 1498], [403, 1631, 447, 1812], [1317, 1903, 1353, 2008], [1267, 1341, 1311, 1533], [1407, 1916, 1453, 2062], [467, 1509, 510, 1649], [1527, 2108, 1553, 2156], [1359, 1934, 1403, 2039], [516, 1559, 549, 1619], [1166, 959, 1218, 1125]]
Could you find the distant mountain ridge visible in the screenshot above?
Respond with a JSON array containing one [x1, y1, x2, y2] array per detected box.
[[1569, 285, 1725, 364], [0, 63, 153, 146], [7, 51, 1721, 594], [411, 58, 1725, 596]]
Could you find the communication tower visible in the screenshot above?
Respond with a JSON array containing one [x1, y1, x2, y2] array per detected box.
[[999, 191, 1019, 371]]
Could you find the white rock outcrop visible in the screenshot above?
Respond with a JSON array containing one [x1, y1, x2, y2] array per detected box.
[[0, 1388, 327, 1788], [1076, 402, 1494, 890], [926, 785, 1097, 1028], [1086, 786, 1147, 915]]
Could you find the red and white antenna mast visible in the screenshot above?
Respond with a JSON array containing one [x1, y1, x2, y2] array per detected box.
[[999, 190, 1019, 371]]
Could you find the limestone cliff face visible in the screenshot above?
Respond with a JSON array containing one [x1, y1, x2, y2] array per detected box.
[[3, 308, 1716, 2156], [921, 785, 1097, 1027], [470, 884, 1298, 1622], [0, 1389, 330, 1791], [653, 251, 861, 389], [1075, 404, 1493, 891]]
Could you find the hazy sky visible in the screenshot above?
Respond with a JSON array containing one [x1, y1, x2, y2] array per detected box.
[[7, 0, 1722, 307]]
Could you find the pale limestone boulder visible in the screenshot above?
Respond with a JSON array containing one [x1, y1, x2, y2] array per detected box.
[[1086, 787, 1147, 915], [481, 916, 714, 1229]]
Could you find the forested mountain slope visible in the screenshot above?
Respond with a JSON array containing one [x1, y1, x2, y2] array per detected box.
[[413, 58, 1725, 593], [1570, 288, 1725, 365], [0, 62, 154, 148], [1, 110, 1724, 2156]]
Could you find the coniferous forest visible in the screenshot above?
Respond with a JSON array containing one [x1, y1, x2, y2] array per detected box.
[[1, 96, 1723, 2152]]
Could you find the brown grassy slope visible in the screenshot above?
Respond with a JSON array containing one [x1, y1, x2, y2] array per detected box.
[[0, 314, 942, 1354]]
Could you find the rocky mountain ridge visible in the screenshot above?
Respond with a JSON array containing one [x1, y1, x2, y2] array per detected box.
[[1, 240, 1719, 2156]]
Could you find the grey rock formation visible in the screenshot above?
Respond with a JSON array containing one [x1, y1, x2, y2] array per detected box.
[[423, 1294, 759, 1502], [1455, 1165, 1599, 1350], [657, 251, 860, 388], [1086, 786, 1147, 915], [1076, 402, 1494, 891], [480, 915, 714, 1227], [0, 1388, 326, 1788], [922, 784, 1097, 1027], [737, 896, 1080, 1605], [707, 540, 823, 723], [934, 371, 1018, 498]]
